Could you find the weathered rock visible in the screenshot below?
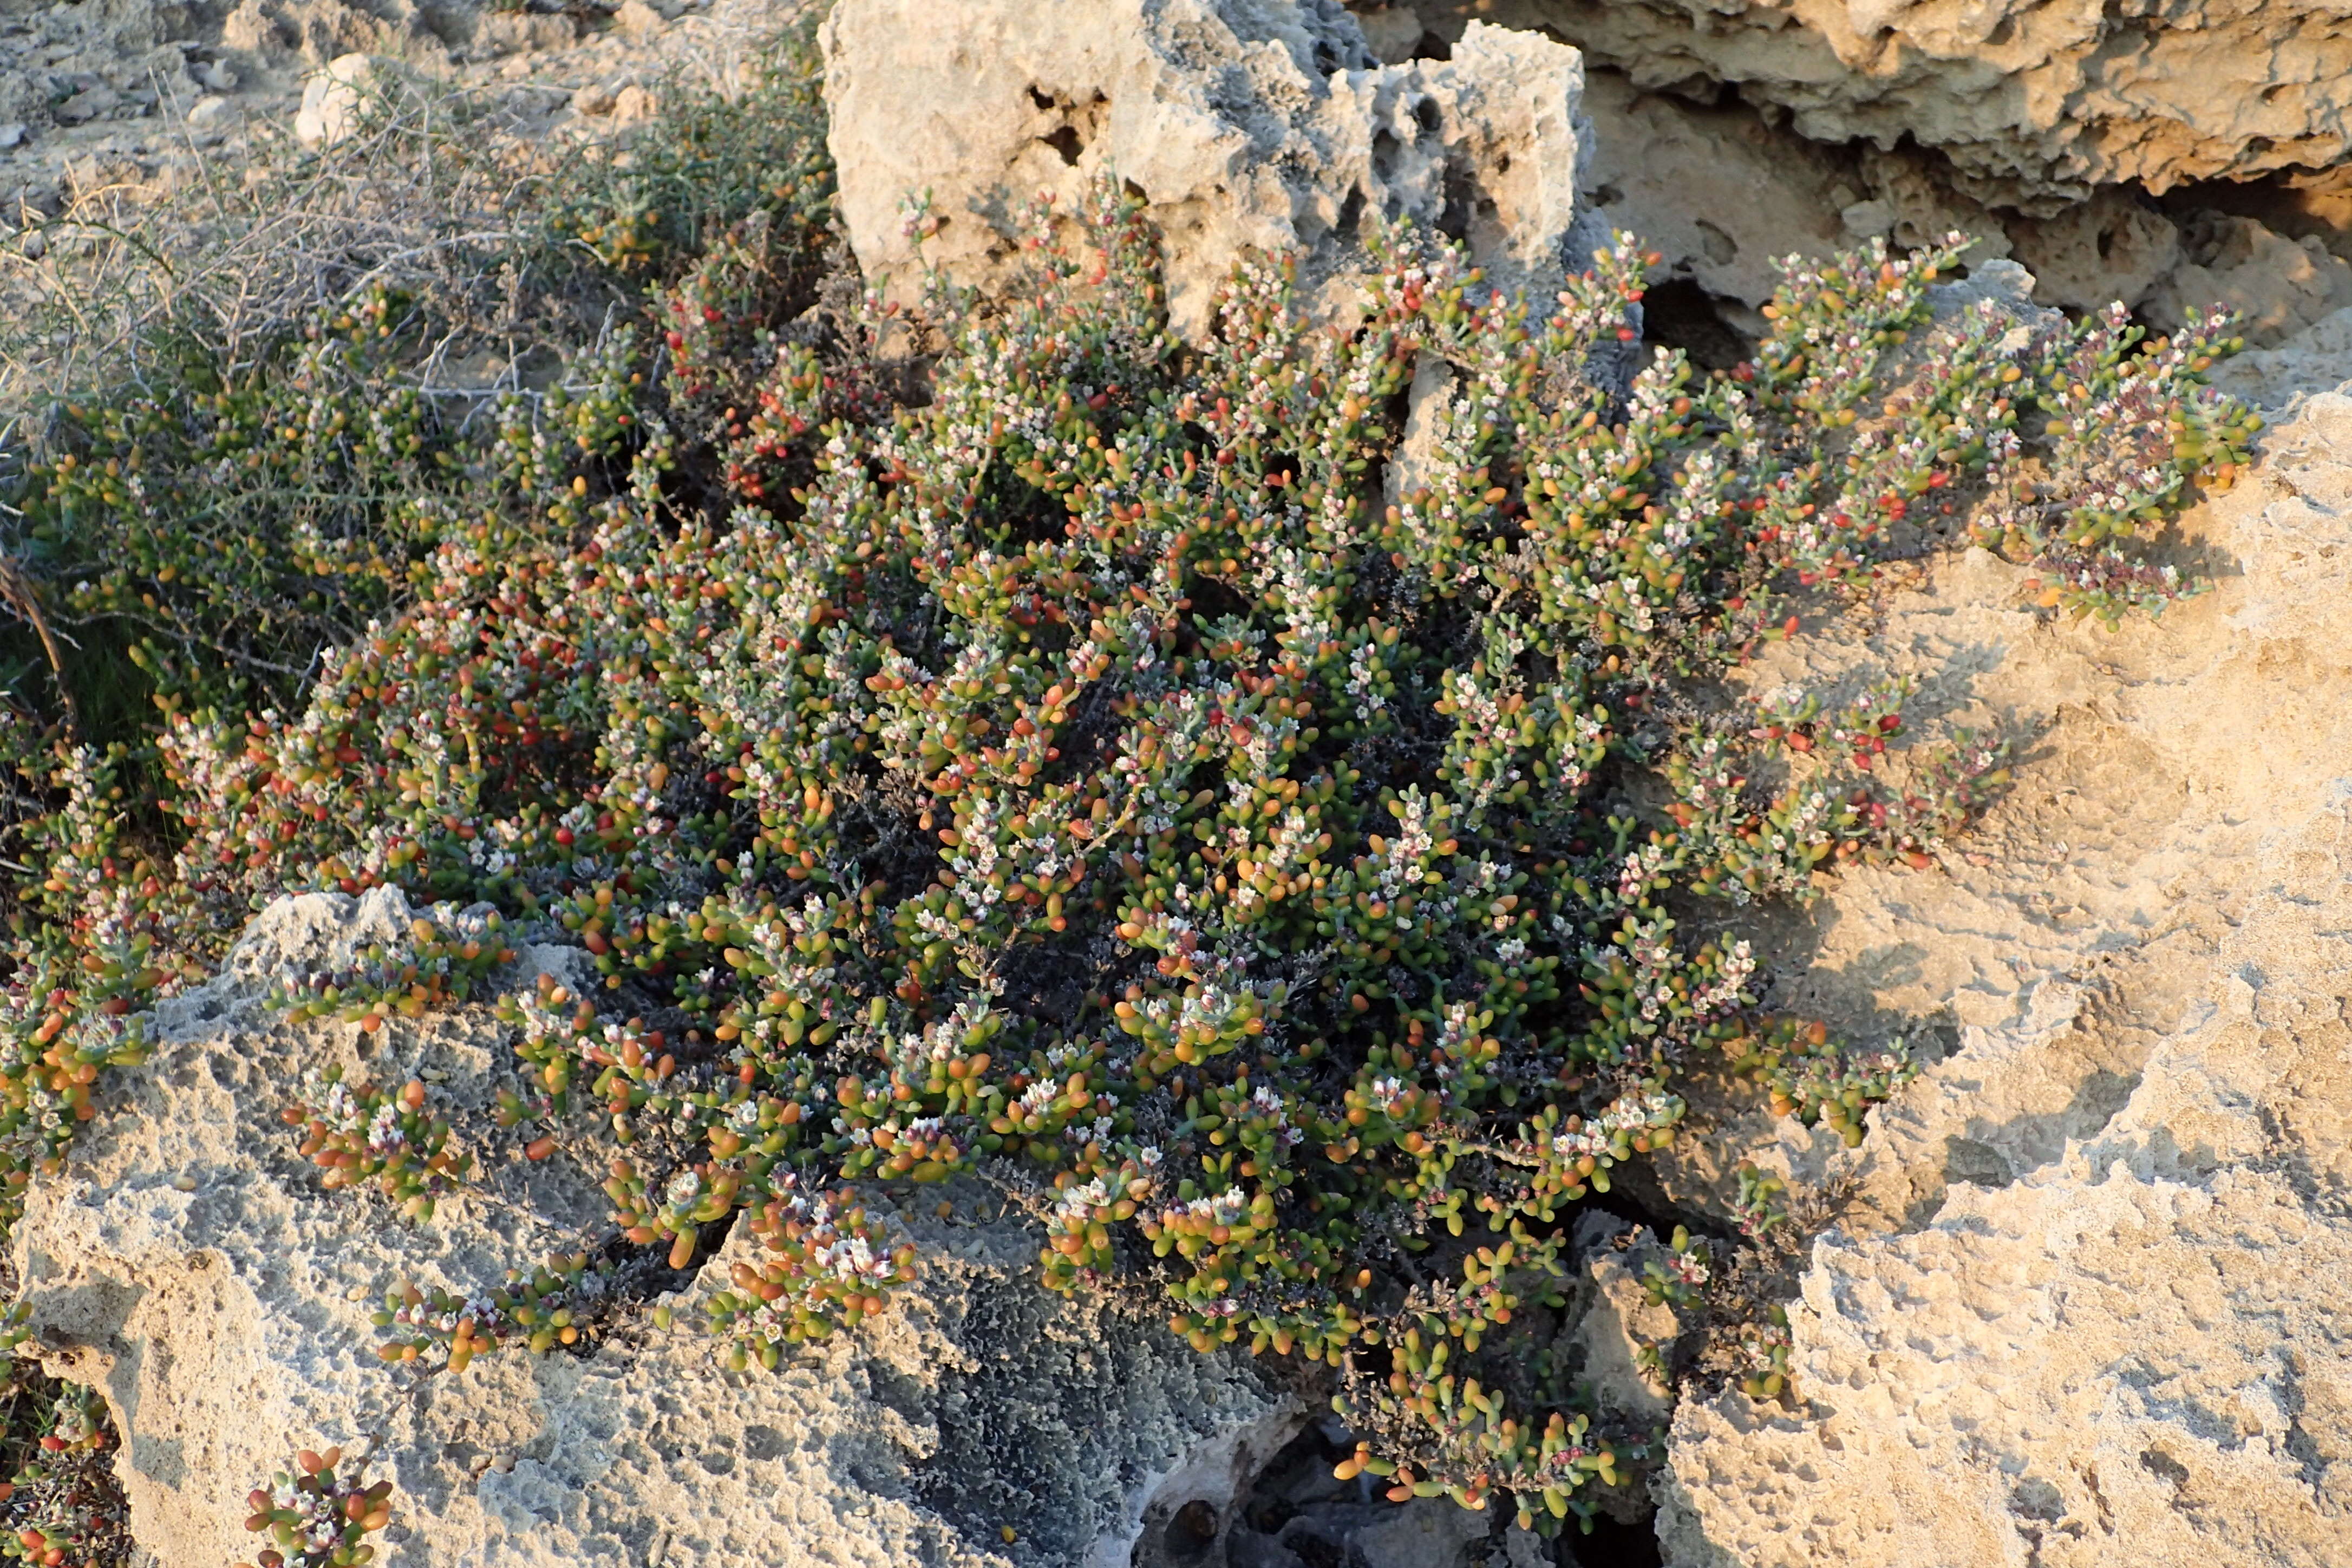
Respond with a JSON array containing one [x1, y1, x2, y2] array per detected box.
[[1396, 0, 2352, 205], [2210, 305, 2352, 411], [1563, 1214, 1682, 1428], [10, 888, 1291, 1567], [223, 0, 451, 72], [1141, 1415, 1536, 1568], [184, 94, 240, 133], [1651, 383, 2352, 1566], [2004, 189, 2180, 313], [2145, 212, 2352, 347], [821, 0, 1600, 338], [1578, 69, 1850, 309], [292, 51, 383, 148]]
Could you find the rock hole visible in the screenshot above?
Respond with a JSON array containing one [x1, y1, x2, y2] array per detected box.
[[1161, 1498, 1219, 1562], [1415, 94, 1443, 135], [1220, 1419, 1354, 1559], [1945, 1136, 2015, 1187], [1336, 186, 1366, 244], [1027, 85, 1055, 111], [1561, 1508, 1665, 1566], [1437, 164, 1475, 241], [1694, 218, 1738, 265], [1654, 72, 1727, 107], [2010, 1477, 2065, 1521], [1043, 124, 1086, 167], [1638, 277, 1752, 370]]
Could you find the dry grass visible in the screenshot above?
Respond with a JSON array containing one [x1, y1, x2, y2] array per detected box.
[[0, 0, 819, 423]]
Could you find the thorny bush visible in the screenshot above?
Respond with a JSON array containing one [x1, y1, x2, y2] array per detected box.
[[0, 155, 2255, 1534]]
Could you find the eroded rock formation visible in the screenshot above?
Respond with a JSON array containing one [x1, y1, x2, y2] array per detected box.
[[11, 891, 1292, 1567], [1392, 0, 2352, 205], [821, 0, 1600, 338], [1648, 352, 2352, 1568]]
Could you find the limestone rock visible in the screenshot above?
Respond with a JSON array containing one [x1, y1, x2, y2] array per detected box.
[[1563, 1214, 1683, 1427], [292, 51, 382, 148], [473, 10, 582, 55], [821, 0, 1599, 339], [1578, 70, 1848, 308], [1652, 388, 2352, 1567], [1397, 0, 2352, 205], [612, 0, 679, 39], [1850, 143, 2013, 259], [10, 888, 1288, 1567], [2145, 212, 2352, 347], [2004, 190, 2181, 313], [184, 94, 239, 132], [222, 0, 450, 72], [1659, 1162, 2352, 1566], [2210, 305, 2352, 411]]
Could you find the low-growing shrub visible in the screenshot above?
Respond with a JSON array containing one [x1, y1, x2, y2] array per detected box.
[[0, 26, 835, 1558], [0, 29, 2259, 1541]]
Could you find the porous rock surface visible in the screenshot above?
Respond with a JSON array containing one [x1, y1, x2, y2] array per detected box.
[[1648, 329, 2352, 1563], [820, 0, 1600, 338], [2213, 304, 2352, 412], [1395, 0, 2352, 205], [10, 888, 1291, 1568]]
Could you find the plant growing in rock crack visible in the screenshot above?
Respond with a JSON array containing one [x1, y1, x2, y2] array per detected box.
[[0, 1331, 128, 1568], [372, 1254, 612, 1370], [281, 1068, 473, 1223], [0, 29, 2257, 1535], [10, 175, 2232, 1531], [235, 1447, 390, 1568]]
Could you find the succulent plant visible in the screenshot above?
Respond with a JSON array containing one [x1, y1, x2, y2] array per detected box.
[[0, 19, 2253, 1527], [236, 1447, 390, 1568], [282, 1068, 472, 1223]]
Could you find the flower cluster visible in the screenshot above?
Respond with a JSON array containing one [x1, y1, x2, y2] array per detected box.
[[1641, 1224, 1714, 1309], [697, 1177, 918, 1367], [1739, 1304, 1795, 1402], [281, 1069, 472, 1223], [236, 1448, 390, 1568], [261, 909, 518, 1032], [372, 1256, 610, 1370], [1975, 302, 2262, 624]]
